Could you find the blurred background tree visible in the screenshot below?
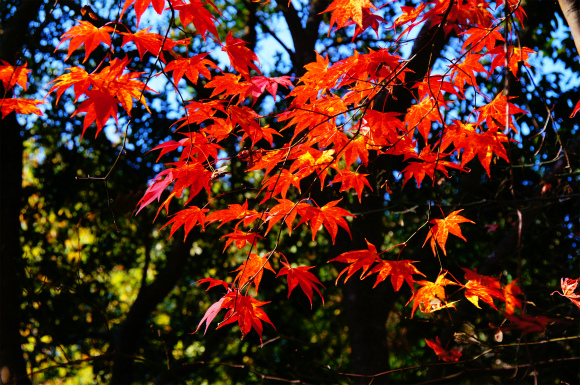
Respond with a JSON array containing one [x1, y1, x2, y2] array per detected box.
[[0, 0, 578, 384]]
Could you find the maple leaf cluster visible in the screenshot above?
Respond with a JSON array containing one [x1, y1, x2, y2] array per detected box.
[[36, 0, 578, 352], [0, 61, 44, 118]]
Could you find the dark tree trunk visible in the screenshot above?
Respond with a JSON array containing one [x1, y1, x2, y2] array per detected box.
[[110, 236, 191, 384], [0, 109, 30, 385], [0, 0, 44, 383]]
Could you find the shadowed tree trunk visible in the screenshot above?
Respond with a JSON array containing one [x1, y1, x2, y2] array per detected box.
[[0, 1, 44, 383]]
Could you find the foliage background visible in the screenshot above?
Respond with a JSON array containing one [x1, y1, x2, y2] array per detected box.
[[0, 0, 578, 383]]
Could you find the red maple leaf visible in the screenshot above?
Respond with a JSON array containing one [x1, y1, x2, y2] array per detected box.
[[264, 199, 310, 236], [424, 210, 474, 256], [425, 337, 462, 362], [195, 295, 227, 335], [329, 239, 379, 284], [504, 313, 555, 334], [160, 205, 208, 240], [401, 147, 461, 188], [71, 90, 118, 137], [330, 170, 372, 203], [0, 61, 30, 91], [298, 199, 354, 244], [260, 170, 303, 203], [232, 253, 276, 295], [369, 259, 425, 291], [164, 53, 218, 86], [136, 168, 174, 214], [393, 4, 426, 29], [248, 76, 293, 101], [206, 200, 260, 229], [120, 28, 189, 61], [461, 27, 504, 53], [220, 229, 264, 252], [0, 99, 44, 118], [490, 46, 535, 77], [205, 73, 252, 101], [451, 53, 487, 91], [121, 0, 165, 25], [277, 257, 325, 308], [196, 277, 231, 291], [404, 96, 443, 142], [229, 106, 280, 148], [57, 20, 114, 62], [551, 277, 580, 309], [217, 292, 275, 342], [173, 0, 220, 42], [221, 32, 261, 80]]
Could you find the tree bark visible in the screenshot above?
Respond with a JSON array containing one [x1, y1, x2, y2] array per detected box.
[[559, 0, 580, 55], [0, 1, 44, 383]]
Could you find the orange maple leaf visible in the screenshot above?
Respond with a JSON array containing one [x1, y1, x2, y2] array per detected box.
[[404, 96, 442, 142], [369, 259, 425, 291], [331, 170, 372, 203], [461, 27, 504, 53], [451, 53, 487, 91], [425, 337, 462, 362], [120, 28, 190, 61], [424, 209, 474, 256], [277, 257, 325, 308], [169, 161, 213, 204], [476, 94, 526, 133], [551, 277, 580, 309], [47, 67, 91, 103], [298, 199, 355, 244], [205, 73, 252, 101], [0, 98, 44, 118], [504, 279, 523, 315], [164, 53, 218, 86], [463, 280, 504, 310], [57, 20, 113, 62], [0, 61, 30, 91], [406, 273, 459, 318], [322, 0, 376, 32]]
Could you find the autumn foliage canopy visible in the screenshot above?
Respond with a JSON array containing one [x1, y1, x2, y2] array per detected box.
[[2, 0, 579, 377]]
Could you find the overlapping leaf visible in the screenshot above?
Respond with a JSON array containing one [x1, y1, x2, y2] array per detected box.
[[424, 210, 474, 256], [277, 258, 325, 308]]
